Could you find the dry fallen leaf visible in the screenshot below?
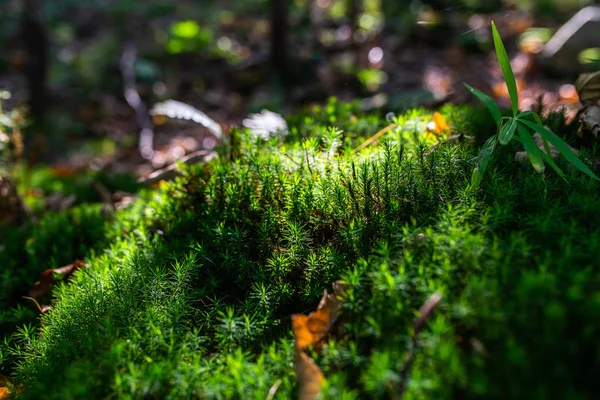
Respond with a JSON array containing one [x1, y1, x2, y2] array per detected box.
[[291, 285, 345, 351], [291, 282, 347, 400], [23, 296, 52, 314], [294, 350, 325, 400], [30, 260, 87, 298], [432, 112, 450, 135], [0, 377, 18, 400], [575, 71, 600, 107]]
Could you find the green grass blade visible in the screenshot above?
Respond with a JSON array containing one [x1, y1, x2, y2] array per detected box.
[[517, 123, 545, 174], [498, 117, 517, 145], [464, 83, 502, 124], [518, 119, 600, 180], [539, 149, 567, 182], [492, 21, 519, 117], [516, 111, 556, 158], [471, 134, 497, 186], [516, 110, 536, 119]]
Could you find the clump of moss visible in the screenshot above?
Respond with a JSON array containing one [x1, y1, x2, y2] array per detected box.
[[2, 100, 600, 399]]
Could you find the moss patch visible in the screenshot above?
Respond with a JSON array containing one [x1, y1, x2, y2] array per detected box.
[[2, 100, 600, 399]]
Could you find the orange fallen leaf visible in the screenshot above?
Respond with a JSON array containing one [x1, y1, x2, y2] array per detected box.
[[30, 260, 87, 298], [291, 282, 347, 351], [294, 350, 324, 400], [0, 377, 18, 400], [0, 386, 10, 399], [433, 112, 450, 135]]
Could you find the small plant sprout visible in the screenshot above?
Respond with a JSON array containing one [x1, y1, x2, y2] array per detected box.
[[465, 21, 600, 187]]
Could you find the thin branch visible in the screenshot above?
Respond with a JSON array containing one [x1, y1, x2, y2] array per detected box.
[[354, 124, 397, 153], [120, 42, 154, 159], [138, 150, 218, 185], [395, 292, 443, 400]]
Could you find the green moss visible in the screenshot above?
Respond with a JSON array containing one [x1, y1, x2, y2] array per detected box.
[[2, 100, 600, 398]]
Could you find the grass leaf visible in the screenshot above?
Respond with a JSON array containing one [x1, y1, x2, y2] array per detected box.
[[464, 83, 502, 124], [539, 148, 567, 182], [498, 118, 517, 145], [492, 21, 519, 117], [518, 119, 600, 180], [517, 122, 545, 173], [471, 134, 497, 187]]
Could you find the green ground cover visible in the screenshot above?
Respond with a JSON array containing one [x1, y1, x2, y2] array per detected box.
[[1, 99, 600, 399]]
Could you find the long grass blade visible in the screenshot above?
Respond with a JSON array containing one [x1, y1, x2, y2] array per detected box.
[[492, 21, 519, 117], [471, 134, 497, 186], [464, 84, 502, 124], [518, 119, 600, 180], [539, 149, 567, 182], [517, 123, 544, 173], [498, 118, 517, 145]]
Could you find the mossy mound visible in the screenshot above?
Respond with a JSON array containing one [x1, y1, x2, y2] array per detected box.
[[2, 100, 600, 399]]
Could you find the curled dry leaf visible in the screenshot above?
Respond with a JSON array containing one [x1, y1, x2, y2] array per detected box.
[[29, 260, 87, 298], [291, 281, 347, 351], [291, 281, 347, 400], [294, 349, 325, 400], [23, 296, 52, 314], [575, 71, 600, 107]]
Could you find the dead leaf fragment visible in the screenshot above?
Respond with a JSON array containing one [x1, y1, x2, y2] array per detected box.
[[433, 112, 450, 135], [291, 286, 344, 351], [29, 260, 87, 298], [294, 350, 325, 400], [23, 296, 52, 313], [576, 71, 600, 107], [0, 386, 10, 399]]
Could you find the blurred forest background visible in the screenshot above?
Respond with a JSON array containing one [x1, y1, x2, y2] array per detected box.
[[0, 0, 599, 216]]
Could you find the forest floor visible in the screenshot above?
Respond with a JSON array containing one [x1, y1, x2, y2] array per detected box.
[[2, 100, 600, 398], [1, 3, 600, 398]]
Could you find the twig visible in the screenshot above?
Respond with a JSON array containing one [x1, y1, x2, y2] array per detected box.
[[354, 123, 397, 153], [395, 292, 443, 400], [138, 150, 218, 185], [93, 181, 115, 211], [22, 296, 51, 314], [266, 379, 282, 400], [120, 42, 154, 159]]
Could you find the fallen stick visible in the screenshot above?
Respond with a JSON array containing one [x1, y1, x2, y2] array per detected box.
[[395, 291, 443, 400], [138, 150, 218, 185], [120, 42, 155, 159]]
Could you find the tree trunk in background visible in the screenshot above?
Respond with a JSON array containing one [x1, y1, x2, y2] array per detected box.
[[270, 0, 289, 84], [22, 0, 48, 124], [381, 0, 397, 32], [347, 0, 360, 33]]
